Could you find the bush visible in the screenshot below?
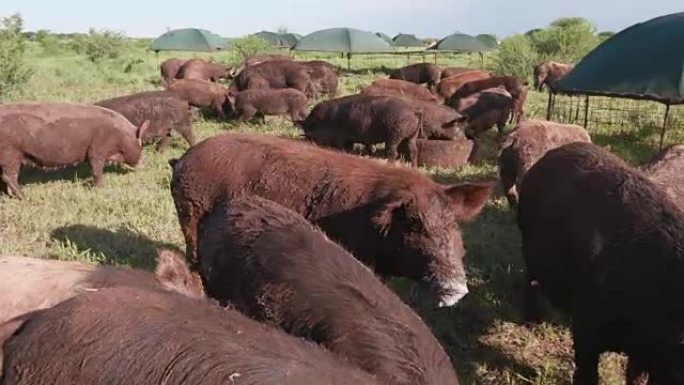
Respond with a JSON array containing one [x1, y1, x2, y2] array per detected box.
[[72, 29, 126, 62], [35, 29, 63, 55], [231, 35, 272, 59], [490, 34, 538, 82], [0, 14, 33, 100], [529, 17, 599, 63]]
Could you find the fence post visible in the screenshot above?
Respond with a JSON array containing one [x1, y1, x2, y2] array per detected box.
[[583, 95, 590, 128], [659, 103, 671, 150]]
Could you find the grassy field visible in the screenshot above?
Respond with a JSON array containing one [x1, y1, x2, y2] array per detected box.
[[2, 42, 682, 385]]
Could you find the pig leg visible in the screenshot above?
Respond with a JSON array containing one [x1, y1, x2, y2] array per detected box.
[[88, 156, 105, 187], [211, 99, 227, 119], [403, 136, 419, 167], [625, 357, 649, 385], [571, 316, 600, 385], [385, 139, 400, 164], [0, 153, 23, 199], [238, 106, 257, 122]]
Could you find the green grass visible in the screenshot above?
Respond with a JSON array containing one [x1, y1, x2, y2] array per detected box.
[[2, 42, 679, 385]]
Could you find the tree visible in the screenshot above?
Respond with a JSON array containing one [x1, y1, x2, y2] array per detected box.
[[529, 17, 599, 63], [0, 13, 33, 100], [490, 34, 539, 82]]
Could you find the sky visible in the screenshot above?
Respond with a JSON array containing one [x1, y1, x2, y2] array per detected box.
[[0, 0, 681, 38]]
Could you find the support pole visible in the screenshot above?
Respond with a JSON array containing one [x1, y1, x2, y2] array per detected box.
[[583, 95, 590, 128], [659, 103, 671, 150], [546, 92, 554, 120]]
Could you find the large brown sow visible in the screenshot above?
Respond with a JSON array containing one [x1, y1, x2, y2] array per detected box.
[[197, 196, 461, 385], [435, 71, 490, 100], [300, 94, 423, 165], [226, 88, 308, 122], [0, 103, 149, 199], [95, 90, 195, 151], [0, 287, 381, 385], [498, 119, 591, 208], [369, 78, 442, 103], [449, 76, 529, 124], [177, 59, 229, 82], [170, 133, 493, 307], [518, 142, 684, 385], [451, 87, 513, 137], [233, 60, 315, 96], [300, 60, 339, 96], [230, 54, 293, 77]]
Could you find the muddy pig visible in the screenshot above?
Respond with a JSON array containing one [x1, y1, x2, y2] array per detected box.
[[226, 88, 308, 122], [0, 103, 149, 199], [169, 133, 494, 307], [196, 196, 461, 385], [95, 90, 195, 151]]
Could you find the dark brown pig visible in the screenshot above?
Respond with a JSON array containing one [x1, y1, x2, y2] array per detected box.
[[197, 196, 461, 385], [160, 58, 187, 83], [533, 60, 573, 92], [389, 63, 441, 89], [450, 87, 513, 137], [299, 94, 423, 165], [0, 103, 149, 199], [167, 79, 230, 118], [300, 60, 339, 96], [400, 97, 467, 139], [230, 53, 293, 77], [233, 60, 314, 96], [498, 119, 591, 208], [0, 287, 381, 385], [95, 90, 195, 151], [178, 59, 230, 82], [0, 251, 203, 325], [518, 142, 684, 385], [642, 143, 684, 209], [440, 67, 477, 79], [449, 76, 529, 124], [170, 133, 494, 307], [368, 78, 442, 103], [226, 88, 308, 122], [435, 71, 491, 101]]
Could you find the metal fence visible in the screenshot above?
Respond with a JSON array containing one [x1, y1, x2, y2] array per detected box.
[[547, 93, 684, 149]]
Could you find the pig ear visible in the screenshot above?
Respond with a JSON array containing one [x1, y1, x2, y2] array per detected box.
[[444, 181, 494, 221], [371, 198, 408, 236], [136, 120, 150, 141]]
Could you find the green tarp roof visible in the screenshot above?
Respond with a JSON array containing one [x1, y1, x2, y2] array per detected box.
[[476, 34, 498, 49], [150, 28, 228, 52], [375, 32, 394, 46], [429, 33, 493, 52], [555, 12, 684, 104], [254, 31, 300, 48], [293, 28, 393, 53], [393, 34, 424, 47]]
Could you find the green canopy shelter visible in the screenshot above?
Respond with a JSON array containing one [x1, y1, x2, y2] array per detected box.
[[293, 28, 393, 68], [150, 28, 228, 52], [429, 33, 492, 52], [475, 34, 499, 49], [552, 12, 684, 148], [254, 31, 281, 46], [375, 32, 394, 46], [392, 33, 424, 47]]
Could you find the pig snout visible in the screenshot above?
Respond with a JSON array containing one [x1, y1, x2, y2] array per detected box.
[[434, 279, 469, 308]]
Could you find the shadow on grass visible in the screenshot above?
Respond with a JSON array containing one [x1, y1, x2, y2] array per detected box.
[[17, 163, 132, 187], [50, 224, 182, 269]]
